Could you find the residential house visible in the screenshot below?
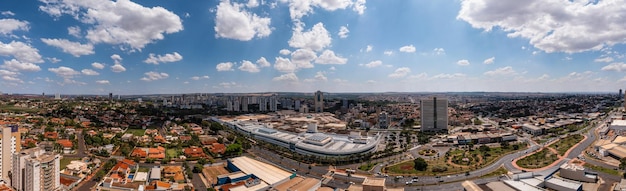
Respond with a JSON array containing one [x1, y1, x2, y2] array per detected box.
[[183, 146, 208, 158], [56, 139, 74, 154], [44, 131, 59, 140], [210, 143, 226, 155], [163, 166, 185, 183]]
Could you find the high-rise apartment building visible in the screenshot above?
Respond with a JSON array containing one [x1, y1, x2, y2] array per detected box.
[[1, 125, 21, 183], [314, 91, 324, 113], [241, 96, 249, 112], [12, 147, 60, 191], [378, 112, 389, 129], [420, 97, 448, 133]]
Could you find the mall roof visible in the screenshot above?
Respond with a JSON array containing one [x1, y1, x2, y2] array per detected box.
[[229, 156, 292, 185]]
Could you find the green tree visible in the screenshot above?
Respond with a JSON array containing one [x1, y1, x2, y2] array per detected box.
[[620, 158, 626, 170], [413, 157, 428, 171]]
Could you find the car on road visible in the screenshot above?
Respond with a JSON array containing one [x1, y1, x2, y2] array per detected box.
[[396, 176, 403, 179]]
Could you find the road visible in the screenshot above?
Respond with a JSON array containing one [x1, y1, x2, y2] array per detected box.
[[73, 158, 111, 191], [192, 173, 208, 191], [64, 130, 87, 158]]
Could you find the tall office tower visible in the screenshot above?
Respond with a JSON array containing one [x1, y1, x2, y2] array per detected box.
[[241, 97, 249, 112], [420, 97, 449, 133], [620, 89, 623, 98], [314, 91, 324, 113], [108, 93, 113, 100], [1, 125, 20, 183], [259, 97, 268, 111], [233, 97, 240, 112], [269, 96, 278, 111], [12, 147, 60, 191], [295, 100, 301, 111], [378, 112, 389, 129]]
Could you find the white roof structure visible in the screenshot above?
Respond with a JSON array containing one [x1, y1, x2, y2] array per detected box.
[[545, 177, 582, 190], [133, 172, 148, 182], [229, 156, 292, 185], [149, 167, 161, 180], [503, 180, 546, 191], [612, 120, 626, 127]]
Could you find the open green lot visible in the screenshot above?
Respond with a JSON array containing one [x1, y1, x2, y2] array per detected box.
[[0, 105, 41, 113], [583, 163, 620, 176], [166, 148, 181, 158], [359, 162, 379, 171], [516, 148, 559, 169], [126, 129, 146, 136], [481, 167, 508, 178], [549, 134, 583, 156], [137, 167, 150, 173], [60, 157, 80, 170]]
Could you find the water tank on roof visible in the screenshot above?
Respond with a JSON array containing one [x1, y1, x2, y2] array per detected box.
[[307, 123, 318, 133]]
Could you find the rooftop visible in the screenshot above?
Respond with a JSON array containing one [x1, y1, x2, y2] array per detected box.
[[229, 156, 292, 185]]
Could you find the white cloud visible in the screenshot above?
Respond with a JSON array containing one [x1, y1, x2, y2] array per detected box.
[[2, 75, 23, 83], [353, 0, 366, 15], [408, 72, 428, 80], [315, 50, 347, 65], [95, 80, 110, 84], [1, 11, 15, 16], [216, 62, 235, 71], [46, 57, 61, 63], [91, 62, 105, 69], [49, 66, 80, 78], [247, 0, 259, 8], [288, 22, 332, 51], [291, 48, 316, 69], [39, 0, 183, 50], [433, 48, 445, 55], [41, 38, 94, 57], [191, 75, 210, 80], [286, 0, 353, 20], [111, 54, 122, 61], [399, 45, 416, 53], [140, 71, 169, 81], [594, 57, 614, 63], [273, 72, 299, 81], [314, 71, 327, 81], [217, 81, 238, 88], [383, 50, 393, 56], [214, 0, 272, 41], [338, 26, 349, 38], [143, 52, 183, 64], [601, 62, 626, 72], [279, 49, 291, 55], [1, 59, 40, 72], [274, 57, 297, 73], [363, 60, 382, 68], [457, 59, 470, 66], [183, 81, 189, 84], [238, 60, 260, 73], [60, 78, 86, 85], [329, 66, 336, 70], [458, 0, 626, 53], [388, 67, 411, 78], [67, 26, 81, 38], [484, 66, 516, 76], [256, 57, 271, 67], [483, 57, 495, 64], [0, 19, 29, 35], [432, 73, 466, 79], [110, 64, 126, 73], [365, 45, 373, 52], [0, 41, 43, 63], [0, 69, 18, 76], [81, 69, 99, 76]]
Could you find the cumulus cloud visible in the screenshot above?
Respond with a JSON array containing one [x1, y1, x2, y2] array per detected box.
[[92, 62, 105, 69], [274, 57, 297, 73], [594, 57, 614, 63], [140, 71, 169, 81], [191, 75, 210, 80], [0, 41, 43, 63], [46, 57, 61, 63], [39, 0, 183, 50], [432, 73, 466, 79], [95, 80, 110, 84], [457, 59, 470, 66], [362, 60, 382, 68], [353, 0, 366, 15], [483, 57, 495, 64], [143, 52, 183, 64], [457, 0, 626, 53], [286, 0, 353, 20], [41, 38, 94, 57], [383, 50, 393, 56], [433, 48, 445, 55], [288, 22, 332, 51], [81, 69, 99, 76], [49, 66, 80, 78], [247, 0, 259, 8], [216, 62, 235, 71], [256, 57, 271, 67], [291, 49, 316, 69], [314, 71, 327, 81], [0, 69, 22, 83], [315, 50, 347, 64], [238, 60, 260, 73], [214, 0, 272, 41], [338, 26, 349, 38], [1, 11, 15, 16], [279, 49, 291, 55], [484, 66, 516, 76], [67, 26, 81, 38], [1, 59, 41, 72], [601, 62, 626, 72], [273, 72, 299, 81], [216, 81, 238, 88], [365, 45, 373, 52], [0, 19, 29, 35], [110, 54, 126, 72], [388, 67, 411, 78], [399, 45, 416, 53]]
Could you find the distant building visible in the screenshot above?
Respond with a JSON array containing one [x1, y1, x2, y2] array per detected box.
[[420, 97, 448, 133], [620, 89, 623, 99], [378, 112, 389, 129], [54, 93, 60, 100], [559, 163, 597, 183], [108, 93, 113, 100], [314, 91, 323, 113]]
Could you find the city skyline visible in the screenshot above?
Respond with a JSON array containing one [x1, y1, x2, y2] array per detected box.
[[2, 0, 626, 94]]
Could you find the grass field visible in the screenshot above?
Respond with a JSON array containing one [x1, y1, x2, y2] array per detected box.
[[583, 163, 620, 176], [0, 105, 41, 113], [549, 134, 583, 156], [359, 163, 379, 171], [166, 148, 180, 158], [60, 157, 80, 170], [481, 167, 508, 178], [516, 148, 559, 169], [126, 129, 146, 136], [137, 167, 150, 173]]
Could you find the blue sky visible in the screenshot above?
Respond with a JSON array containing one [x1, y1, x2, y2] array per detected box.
[[1, 0, 626, 94]]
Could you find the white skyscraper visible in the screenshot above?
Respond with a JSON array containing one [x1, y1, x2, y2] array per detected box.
[[314, 91, 324, 113], [241, 97, 249, 112], [420, 97, 448, 133], [269, 96, 278, 111], [12, 147, 61, 191]]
